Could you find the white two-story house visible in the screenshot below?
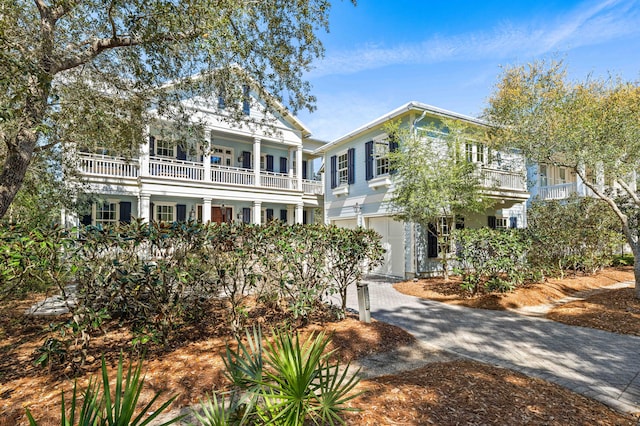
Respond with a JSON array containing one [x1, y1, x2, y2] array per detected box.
[[315, 102, 530, 279], [69, 85, 324, 227]]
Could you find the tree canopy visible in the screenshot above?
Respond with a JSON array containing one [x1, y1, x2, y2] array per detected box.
[[484, 59, 640, 297], [387, 118, 493, 278], [0, 0, 344, 219]]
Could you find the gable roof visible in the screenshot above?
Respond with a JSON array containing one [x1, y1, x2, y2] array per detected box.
[[313, 101, 487, 154]]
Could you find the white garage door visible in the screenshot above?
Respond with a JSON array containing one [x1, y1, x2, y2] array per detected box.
[[367, 216, 405, 278], [332, 218, 358, 229]]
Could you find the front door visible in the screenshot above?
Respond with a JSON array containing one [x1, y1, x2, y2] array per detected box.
[[211, 206, 233, 224]]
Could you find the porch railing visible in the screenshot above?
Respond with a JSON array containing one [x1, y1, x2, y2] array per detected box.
[[211, 165, 255, 186], [482, 168, 526, 191], [149, 157, 204, 181], [78, 153, 323, 195], [262, 171, 295, 190], [537, 182, 579, 200], [302, 179, 323, 195], [78, 153, 139, 178]]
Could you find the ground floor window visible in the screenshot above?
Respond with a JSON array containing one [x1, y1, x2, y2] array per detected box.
[[155, 204, 175, 222], [95, 202, 117, 226]]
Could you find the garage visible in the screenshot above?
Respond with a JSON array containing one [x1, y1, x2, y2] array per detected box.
[[367, 216, 405, 278]]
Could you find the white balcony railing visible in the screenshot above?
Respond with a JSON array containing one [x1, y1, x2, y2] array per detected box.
[[78, 153, 323, 195], [482, 168, 526, 191], [302, 179, 323, 195], [149, 157, 204, 181], [262, 171, 296, 190], [79, 153, 139, 178], [211, 165, 255, 186]]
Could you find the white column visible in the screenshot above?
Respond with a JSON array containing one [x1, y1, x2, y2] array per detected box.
[[576, 163, 587, 196], [287, 205, 294, 224], [139, 194, 151, 223], [296, 146, 303, 191], [204, 132, 212, 182], [288, 148, 295, 177], [253, 137, 261, 187], [140, 125, 151, 177], [253, 201, 262, 225], [295, 203, 303, 224], [203, 198, 212, 223]]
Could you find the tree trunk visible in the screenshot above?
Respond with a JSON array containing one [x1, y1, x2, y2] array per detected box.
[[0, 130, 38, 219], [634, 258, 640, 299]]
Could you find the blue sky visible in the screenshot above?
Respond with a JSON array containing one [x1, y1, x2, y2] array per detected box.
[[296, 0, 640, 141]]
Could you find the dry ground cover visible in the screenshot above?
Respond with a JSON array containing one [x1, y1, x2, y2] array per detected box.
[[394, 267, 640, 333], [2, 268, 639, 425]]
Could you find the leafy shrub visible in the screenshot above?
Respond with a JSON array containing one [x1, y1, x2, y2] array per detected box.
[[198, 326, 360, 426], [26, 353, 183, 425], [527, 196, 624, 277], [453, 227, 528, 294]]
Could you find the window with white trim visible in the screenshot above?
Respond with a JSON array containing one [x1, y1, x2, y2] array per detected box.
[[465, 143, 474, 163], [539, 164, 548, 187], [211, 146, 234, 167], [496, 218, 509, 230], [155, 139, 175, 158], [155, 204, 175, 222], [95, 202, 117, 226], [374, 140, 389, 177], [337, 152, 348, 185], [558, 167, 567, 184]]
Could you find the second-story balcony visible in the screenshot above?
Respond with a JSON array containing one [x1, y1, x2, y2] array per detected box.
[[78, 153, 324, 195]]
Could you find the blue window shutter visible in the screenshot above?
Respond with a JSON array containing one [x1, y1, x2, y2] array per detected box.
[[242, 85, 250, 115], [119, 202, 132, 224], [177, 144, 187, 160], [280, 209, 288, 223], [347, 148, 355, 184], [218, 95, 225, 109], [242, 151, 251, 169], [427, 223, 438, 258], [488, 215, 497, 229], [81, 213, 92, 226], [303, 210, 308, 224], [389, 137, 399, 174], [330, 155, 337, 189], [242, 207, 251, 223], [176, 204, 187, 222], [365, 141, 374, 181], [149, 136, 155, 156], [302, 160, 308, 179], [280, 157, 288, 173], [266, 208, 274, 221], [266, 155, 274, 172], [510, 217, 518, 229]]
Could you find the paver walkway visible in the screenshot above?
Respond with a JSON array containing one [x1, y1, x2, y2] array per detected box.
[[346, 277, 640, 415]]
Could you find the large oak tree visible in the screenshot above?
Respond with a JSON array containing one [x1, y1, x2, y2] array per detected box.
[[484, 60, 640, 298], [0, 0, 343, 218]]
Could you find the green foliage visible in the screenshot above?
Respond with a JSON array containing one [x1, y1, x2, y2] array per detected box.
[[25, 353, 182, 425], [208, 326, 360, 426], [387, 118, 494, 279], [485, 59, 640, 296], [1, 0, 348, 218], [526, 197, 624, 277], [453, 228, 529, 294], [612, 254, 634, 267]]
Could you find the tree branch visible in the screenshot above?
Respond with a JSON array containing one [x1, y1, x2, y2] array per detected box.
[[617, 178, 640, 206]]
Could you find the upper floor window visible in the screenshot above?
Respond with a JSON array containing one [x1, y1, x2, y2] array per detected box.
[[558, 167, 567, 184], [156, 139, 175, 158], [337, 151, 349, 185], [242, 85, 250, 115], [374, 141, 390, 176], [539, 164, 548, 187], [211, 146, 234, 167], [465, 143, 474, 162]]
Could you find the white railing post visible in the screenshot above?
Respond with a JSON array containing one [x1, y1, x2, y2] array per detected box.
[[296, 146, 303, 191], [253, 137, 261, 187]]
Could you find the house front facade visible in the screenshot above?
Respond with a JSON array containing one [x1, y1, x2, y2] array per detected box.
[[316, 102, 530, 279], [68, 86, 324, 228]]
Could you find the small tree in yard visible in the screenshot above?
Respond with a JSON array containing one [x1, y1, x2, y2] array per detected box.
[[387, 119, 493, 280], [326, 226, 384, 313], [485, 59, 640, 298]]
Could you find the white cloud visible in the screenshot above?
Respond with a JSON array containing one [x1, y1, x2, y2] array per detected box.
[[310, 0, 640, 78]]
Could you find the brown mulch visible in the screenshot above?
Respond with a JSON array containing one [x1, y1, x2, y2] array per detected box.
[[346, 360, 635, 425], [548, 287, 640, 336], [394, 267, 632, 307], [2, 274, 639, 425]]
